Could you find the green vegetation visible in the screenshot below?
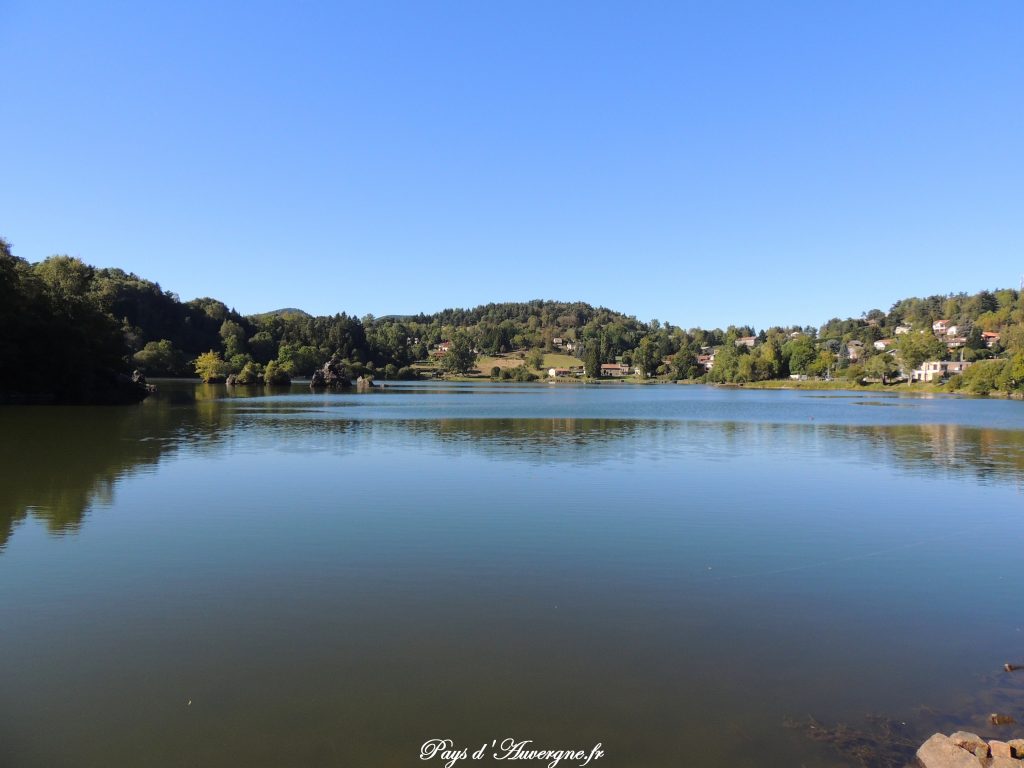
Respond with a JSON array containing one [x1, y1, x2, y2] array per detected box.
[[4, 235, 1024, 402], [541, 353, 585, 369], [0, 240, 149, 403], [263, 360, 291, 386], [439, 332, 477, 375], [194, 351, 230, 383]]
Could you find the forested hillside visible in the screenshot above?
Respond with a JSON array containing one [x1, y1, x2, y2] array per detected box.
[[3, 238, 1024, 400]]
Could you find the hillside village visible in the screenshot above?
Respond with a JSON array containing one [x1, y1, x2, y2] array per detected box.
[[416, 289, 1024, 395]]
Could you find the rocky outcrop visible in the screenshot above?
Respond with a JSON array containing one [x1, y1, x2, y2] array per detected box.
[[918, 732, 1024, 767], [309, 355, 352, 390]]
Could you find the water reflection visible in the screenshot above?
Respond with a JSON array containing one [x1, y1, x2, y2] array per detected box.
[[3, 383, 1024, 768], [0, 398, 231, 548], [2, 384, 1023, 550]]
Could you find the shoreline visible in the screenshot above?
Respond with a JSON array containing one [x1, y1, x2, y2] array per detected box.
[[136, 374, 1024, 399]]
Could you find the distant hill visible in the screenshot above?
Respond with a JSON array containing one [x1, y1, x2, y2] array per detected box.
[[249, 308, 311, 320]]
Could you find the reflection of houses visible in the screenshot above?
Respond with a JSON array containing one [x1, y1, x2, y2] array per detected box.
[[911, 360, 972, 382], [600, 363, 631, 377], [735, 336, 756, 348]]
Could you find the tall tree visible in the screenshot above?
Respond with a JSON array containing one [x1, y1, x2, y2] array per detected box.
[[440, 332, 477, 375]]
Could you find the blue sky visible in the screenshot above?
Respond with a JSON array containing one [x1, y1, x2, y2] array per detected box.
[[1, 1, 1021, 329]]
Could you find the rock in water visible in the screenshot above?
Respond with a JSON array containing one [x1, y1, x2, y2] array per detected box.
[[309, 355, 352, 390], [916, 733, 985, 767]]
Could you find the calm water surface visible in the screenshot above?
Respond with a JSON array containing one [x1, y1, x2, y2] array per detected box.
[[2, 382, 1024, 767]]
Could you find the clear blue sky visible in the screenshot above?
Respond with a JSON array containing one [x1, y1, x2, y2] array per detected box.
[[1, 1, 1021, 330]]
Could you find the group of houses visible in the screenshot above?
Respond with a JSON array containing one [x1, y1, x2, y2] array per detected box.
[[551, 337, 577, 352], [547, 363, 630, 378], [430, 316, 1002, 383], [689, 319, 995, 383]]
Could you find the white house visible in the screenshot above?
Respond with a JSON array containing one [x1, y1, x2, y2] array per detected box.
[[911, 360, 972, 382], [895, 325, 913, 335]]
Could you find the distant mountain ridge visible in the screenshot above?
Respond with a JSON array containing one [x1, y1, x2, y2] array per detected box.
[[249, 307, 312, 320]]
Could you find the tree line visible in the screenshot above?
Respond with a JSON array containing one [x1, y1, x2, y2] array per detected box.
[[3, 237, 1024, 400]]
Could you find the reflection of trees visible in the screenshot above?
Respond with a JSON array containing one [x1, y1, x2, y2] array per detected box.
[[4, 382, 1024, 549], [405, 418, 646, 462], [829, 423, 1024, 484], [0, 389, 230, 550]]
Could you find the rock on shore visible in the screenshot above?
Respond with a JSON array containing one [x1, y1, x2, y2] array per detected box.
[[917, 733, 1024, 767]]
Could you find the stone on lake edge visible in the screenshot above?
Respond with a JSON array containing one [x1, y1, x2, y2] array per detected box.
[[915, 732, 1024, 767]]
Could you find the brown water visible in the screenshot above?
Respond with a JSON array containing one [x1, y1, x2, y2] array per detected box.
[[2, 382, 1024, 767]]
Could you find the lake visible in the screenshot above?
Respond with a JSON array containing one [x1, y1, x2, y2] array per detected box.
[[2, 382, 1024, 767]]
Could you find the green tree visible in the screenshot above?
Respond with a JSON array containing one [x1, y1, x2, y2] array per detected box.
[[583, 340, 602, 378], [133, 339, 187, 376], [756, 338, 784, 379], [863, 353, 898, 384], [707, 343, 745, 383], [263, 360, 291, 385], [526, 348, 545, 370], [784, 336, 817, 375], [248, 331, 277, 364], [807, 349, 835, 378], [671, 347, 700, 379], [194, 350, 231, 383], [633, 337, 660, 378], [440, 332, 477, 375], [232, 361, 264, 385], [996, 352, 1024, 392], [957, 359, 1003, 395], [219, 319, 247, 359], [276, 343, 321, 377], [896, 331, 946, 377]]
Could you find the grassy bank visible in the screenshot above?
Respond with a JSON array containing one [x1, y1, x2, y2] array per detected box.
[[729, 379, 949, 394]]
